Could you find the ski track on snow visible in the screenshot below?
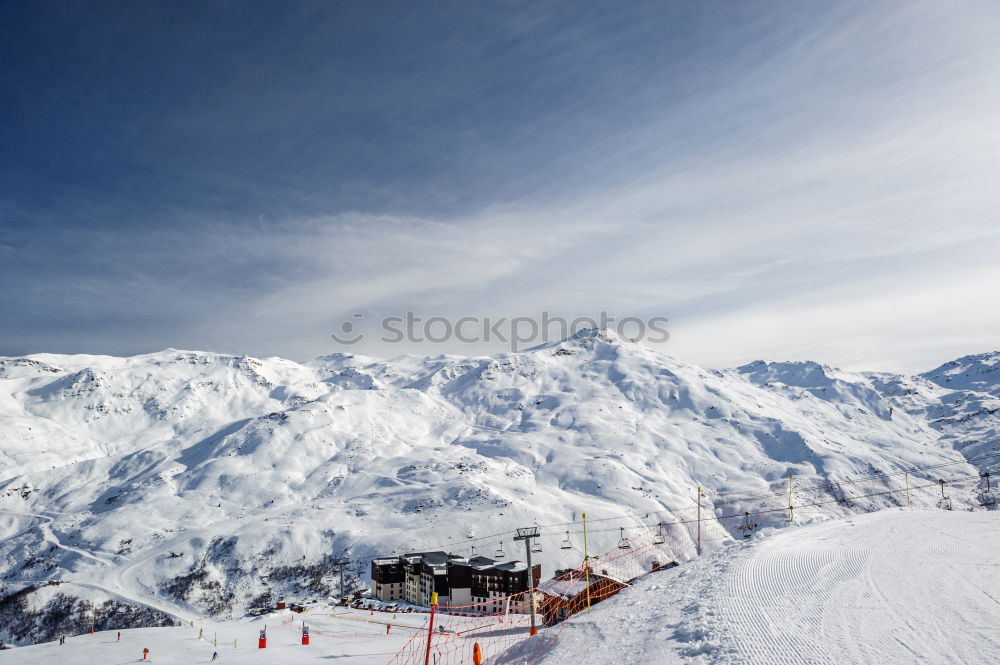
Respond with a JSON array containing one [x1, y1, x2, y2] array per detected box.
[[0, 508, 191, 623], [716, 513, 1000, 665]]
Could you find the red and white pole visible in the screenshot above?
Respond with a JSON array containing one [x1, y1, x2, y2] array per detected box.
[[423, 592, 438, 665]]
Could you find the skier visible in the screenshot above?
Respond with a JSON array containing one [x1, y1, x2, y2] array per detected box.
[[386, 623, 391, 635], [211, 651, 219, 661]]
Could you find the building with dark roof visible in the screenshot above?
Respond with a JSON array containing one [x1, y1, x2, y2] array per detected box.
[[371, 551, 541, 610]]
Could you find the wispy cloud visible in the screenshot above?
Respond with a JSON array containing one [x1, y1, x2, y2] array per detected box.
[[2, 0, 999, 370]]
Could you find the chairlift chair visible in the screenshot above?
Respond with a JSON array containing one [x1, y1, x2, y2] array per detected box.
[[937, 479, 953, 511], [495, 542, 505, 559], [979, 472, 996, 506], [739, 512, 755, 539], [652, 523, 665, 545], [617, 527, 631, 550], [560, 531, 573, 550], [531, 540, 542, 554]]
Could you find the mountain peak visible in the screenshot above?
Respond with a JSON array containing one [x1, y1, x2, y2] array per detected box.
[[921, 351, 1000, 392], [524, 327, 631, 354], [735, 359, 843, 387]]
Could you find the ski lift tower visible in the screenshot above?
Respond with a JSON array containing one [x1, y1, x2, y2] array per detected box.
[[513, 527, 541, 635], [331, 558, 350, 603]]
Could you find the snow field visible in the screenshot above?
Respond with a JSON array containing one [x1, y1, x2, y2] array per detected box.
[[0, 607, 434, 665], [535, 509, 1000, 665]]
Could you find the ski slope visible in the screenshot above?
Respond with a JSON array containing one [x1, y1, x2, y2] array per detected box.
[[4, 509, 995, 664], [0, 606, 432, 665], [537, 509, 1000, 665]]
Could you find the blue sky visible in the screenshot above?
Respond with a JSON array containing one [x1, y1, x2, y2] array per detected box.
[[2, 0, 999, 370]]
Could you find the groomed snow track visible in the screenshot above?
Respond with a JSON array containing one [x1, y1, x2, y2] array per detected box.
[[718, 512, 999, 665], [537, 509, 1000, 665]]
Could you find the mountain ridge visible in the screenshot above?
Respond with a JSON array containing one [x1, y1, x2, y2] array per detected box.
[[0, 330, 997, 642]]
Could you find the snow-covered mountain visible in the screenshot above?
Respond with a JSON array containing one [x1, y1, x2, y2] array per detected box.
[[1, 330, 997, 644]]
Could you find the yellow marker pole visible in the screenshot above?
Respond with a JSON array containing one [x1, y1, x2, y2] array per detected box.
[[582, 513, 591, 614], [905, 473, 911, 507]]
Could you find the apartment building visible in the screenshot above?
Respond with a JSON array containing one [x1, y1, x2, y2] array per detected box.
[[370, 551, 541, 611]]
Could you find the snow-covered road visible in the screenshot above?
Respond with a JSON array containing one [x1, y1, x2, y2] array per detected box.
[[0, 507, 194, 624], [538, 509, 1000, 665]]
